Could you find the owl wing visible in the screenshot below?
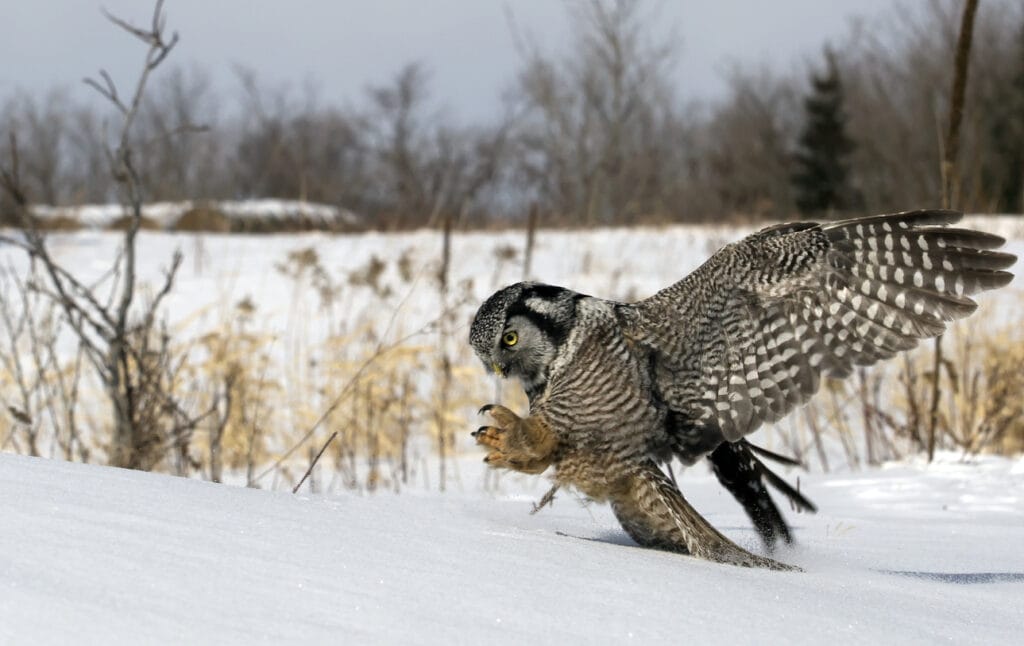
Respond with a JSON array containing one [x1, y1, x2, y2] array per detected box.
[[617, 210, 1015, 459]]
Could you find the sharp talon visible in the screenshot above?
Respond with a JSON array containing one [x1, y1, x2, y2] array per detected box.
[[472, 426, 490, 437], [478, 404, 494, 416]]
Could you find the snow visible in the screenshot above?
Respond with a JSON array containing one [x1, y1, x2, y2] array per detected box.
[[1, 215, 1022, 642], [1, 452, 1022, 644]]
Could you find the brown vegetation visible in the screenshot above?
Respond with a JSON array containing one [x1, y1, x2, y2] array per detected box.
[[171, 206, 231, 233]]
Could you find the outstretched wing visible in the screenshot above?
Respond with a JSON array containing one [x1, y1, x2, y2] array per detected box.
[[617, 210, 1015, 458]]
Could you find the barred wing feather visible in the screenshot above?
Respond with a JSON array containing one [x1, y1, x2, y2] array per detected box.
[[622, 210, 1015, 454]]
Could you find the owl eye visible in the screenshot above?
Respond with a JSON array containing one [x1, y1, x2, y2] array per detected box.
[[501, 331, 519, 347]]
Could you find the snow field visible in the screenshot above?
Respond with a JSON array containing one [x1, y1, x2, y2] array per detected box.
[[1, 452, 1022, 644]]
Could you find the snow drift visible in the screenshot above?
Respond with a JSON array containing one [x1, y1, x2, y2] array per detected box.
[[1, 452, 1022, 644]]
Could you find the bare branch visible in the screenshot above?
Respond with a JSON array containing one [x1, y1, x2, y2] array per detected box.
[[146, 32, 180, 71], [149, 250, 182, 314], [101, 5, 159, 46], [83, 70, 128, 115], [929, 0, 980, 464], [140, 122, 210, 149], [292, 431, 339, 494]]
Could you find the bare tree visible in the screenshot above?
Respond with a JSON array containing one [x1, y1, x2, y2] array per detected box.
[[697, 67, 801, 220], [0, 0, 213, 470], [0, 91, 72, 206], [368, 63, 432, 224], [135, 66, 218, 201], [509, 0, 684, 223], [363, 63, 510, 226], [65, 105, 116, 204], [231, 69, 378, 221]]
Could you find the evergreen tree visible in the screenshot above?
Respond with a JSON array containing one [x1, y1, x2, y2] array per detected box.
[[792, 49, 856, 217], [983, 19, 1024, 213]]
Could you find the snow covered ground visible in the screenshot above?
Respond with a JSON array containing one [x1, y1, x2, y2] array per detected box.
[[1, 451, 1022, 644], [1, 216, 1023, 643]]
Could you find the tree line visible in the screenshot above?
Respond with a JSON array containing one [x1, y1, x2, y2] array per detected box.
[[2, 0, 1022, 229]]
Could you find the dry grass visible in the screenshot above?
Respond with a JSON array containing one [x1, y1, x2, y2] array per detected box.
[[106, 215, 161, 231], [1, 230, 1020, 489], [940, 316, 1024, 455], [174, 206, 232, 233]]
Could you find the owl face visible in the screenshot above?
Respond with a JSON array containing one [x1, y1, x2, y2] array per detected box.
[[469, 282, 581, 397]]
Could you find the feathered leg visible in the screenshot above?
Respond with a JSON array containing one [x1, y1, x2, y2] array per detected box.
[[473, 404, 558, 474], [708, 440, 816, 551], [610, 460, 799, 570]]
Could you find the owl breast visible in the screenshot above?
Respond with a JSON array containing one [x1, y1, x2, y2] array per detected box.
[[538, 298, 671, 474]]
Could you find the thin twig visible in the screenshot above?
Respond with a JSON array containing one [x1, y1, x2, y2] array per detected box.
[[292, 431, 338, 494]]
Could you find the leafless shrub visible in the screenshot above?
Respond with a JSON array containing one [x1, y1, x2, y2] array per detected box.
[[0, 1, 216, 471], [695, 68, 802, 220], [508, 1, 689, 224], [920, 314, 1024, 456], [0, 262, 86, 459]]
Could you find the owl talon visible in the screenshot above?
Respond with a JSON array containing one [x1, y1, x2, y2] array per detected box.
[[478, 404, 495, 416], [474, 426, 504, 449], [481, 404, 521, 428]]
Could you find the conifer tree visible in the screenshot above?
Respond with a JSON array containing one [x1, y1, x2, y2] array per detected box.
[[792, 48, 856, 217], [983, 19, 1024, 213]]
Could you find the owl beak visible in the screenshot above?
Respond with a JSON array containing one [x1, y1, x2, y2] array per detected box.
[[491, 362, 505, 377]]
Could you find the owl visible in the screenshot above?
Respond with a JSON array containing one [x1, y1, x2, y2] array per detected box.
[[468, 210, 1015, 570]]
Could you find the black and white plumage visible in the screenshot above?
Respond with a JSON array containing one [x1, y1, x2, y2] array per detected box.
[[469, 210, 1015, 569]]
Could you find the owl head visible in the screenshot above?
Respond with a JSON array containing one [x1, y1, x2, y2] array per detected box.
[[468, 282, 582, 396]]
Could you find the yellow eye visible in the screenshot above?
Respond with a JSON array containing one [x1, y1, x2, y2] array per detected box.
[[502, 331, 518, 347]]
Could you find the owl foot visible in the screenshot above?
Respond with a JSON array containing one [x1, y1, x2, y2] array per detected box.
[[473, 404, 558, 475]]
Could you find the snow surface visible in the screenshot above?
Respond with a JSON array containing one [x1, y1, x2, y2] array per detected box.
[[1, 452, 1022, 644]]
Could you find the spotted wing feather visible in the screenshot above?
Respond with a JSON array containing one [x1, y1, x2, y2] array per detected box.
[[620, 210, 1015, 457]]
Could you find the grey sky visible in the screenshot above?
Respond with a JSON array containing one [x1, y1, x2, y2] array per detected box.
[[2, 1, 897, 122]]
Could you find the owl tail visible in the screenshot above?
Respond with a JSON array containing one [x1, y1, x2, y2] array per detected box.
[[610, 460, 799, 570], [709, 440, 816, 552]]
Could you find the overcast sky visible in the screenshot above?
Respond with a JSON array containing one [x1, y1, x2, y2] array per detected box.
[[2, 0, 899, 122]]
